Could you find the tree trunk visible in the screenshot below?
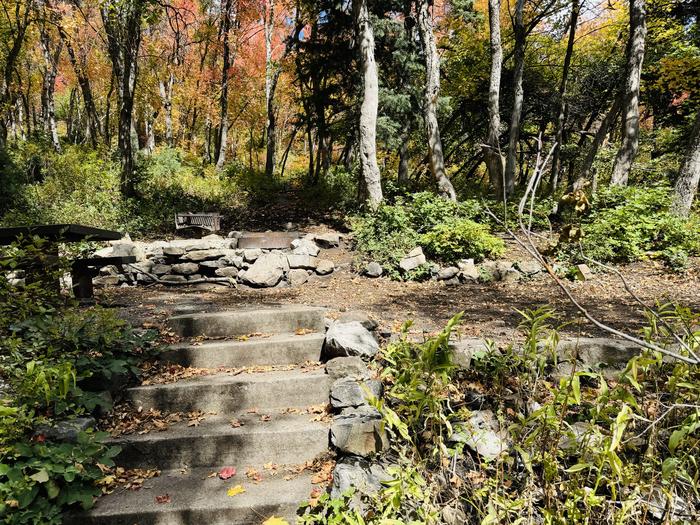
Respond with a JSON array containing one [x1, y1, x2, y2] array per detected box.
[[485, 0, 504, 196], [159, 74, 174, 146], [354, 0, 383, 207], [102, 0, 144, 198], [416, 0, 456, 200], [264, 0, 281, 177], [574, 95, 622, 190], [398, 131, 410, 185], [216, 0, 235, 170], [39, 26, 62, 152], [610, 0, 646, 186], [504, 0, 526, 197], [550, 0, 580, 192], [671, 112, 700, 217]]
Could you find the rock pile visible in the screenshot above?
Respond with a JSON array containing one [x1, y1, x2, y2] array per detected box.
[[91, 233, 338, 288]]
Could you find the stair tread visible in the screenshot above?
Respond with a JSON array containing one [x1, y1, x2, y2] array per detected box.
[[130, 367, 327, 392], [109, 412, 330, 445], [169, 331, 325, 350], [84, 467, 316, 519]]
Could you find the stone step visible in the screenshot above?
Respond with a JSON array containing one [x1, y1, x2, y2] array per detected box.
[[168, 306, 326, 338], [79, 467, 316, 525], [111, 412, 330, 470], [237, 231, 301, 249], [161, 332, 325, 368], [127, 369, 332, 413]]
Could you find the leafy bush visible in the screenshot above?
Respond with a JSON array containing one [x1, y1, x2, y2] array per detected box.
[[351, 192, 504, 279], [420, 218, 505, 263], [557, 185, 700, 265]]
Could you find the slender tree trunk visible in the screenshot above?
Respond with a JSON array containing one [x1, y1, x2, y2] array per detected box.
[[416, 0, 456, 200], [216, 0, 235, 169], [354, 0, 383, 207], [264, 0, 281, 177], [574, 95, 622, 190], [550, 0, 580, 192], [671, 111, 700, 217], [102, 0, 144, 198], [610, 0, 646, 186], [398, 130, 410, 185], [504, 0, 526, 197], [485, 0, 504, 196], [159, 74, 174, 146], [39, 27, 62, 152]]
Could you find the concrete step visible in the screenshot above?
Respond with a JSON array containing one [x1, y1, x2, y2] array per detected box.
[[111, 412, 330, 470], [78, 467, 316, 525], [127, 369, 331, 413], [168, 306, 326, 338], [161, 332, 325, 368]]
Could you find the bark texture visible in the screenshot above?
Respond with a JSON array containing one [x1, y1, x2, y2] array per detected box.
[[504, 0, 525, 197], [354, 0, 383, 207], [216, 0, 236, 169], [416, 0, 456, 200], [39, 26, 62, 152], [485, 0, 504, 196], [610, 0, 646, 186], [671, 111, 700, 217]]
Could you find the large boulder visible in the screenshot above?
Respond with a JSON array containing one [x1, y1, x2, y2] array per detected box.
[[437, 267, 459, 281], [325, 321, 379, 359], [399, 247, 426, 272], [35, 417, 95, 443], [291, 238, 321, 257], [171, 262, 200, 275], [287, 268, 309, 286], [111, 242, 146, 262], [457, 259, 479, 281], [314, 233, 341, 248], [240, 252, 288, 287], [330, 378, 382, 409], [287, 253, 318, 270], [331, 406, 389, 457], [336, 311, 378, 331], [315, 259, 335, 275], [181, 249, 225, 262]]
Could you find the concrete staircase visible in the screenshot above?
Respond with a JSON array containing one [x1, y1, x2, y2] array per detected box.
[[81, 306, 331, 525]]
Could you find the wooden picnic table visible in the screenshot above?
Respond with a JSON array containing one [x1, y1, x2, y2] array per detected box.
[[0, 224, 128, 298]]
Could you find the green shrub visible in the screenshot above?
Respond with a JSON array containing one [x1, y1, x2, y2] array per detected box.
[[420, 218, 505, 263], [558, 185, 700, 265], [351, 192, 503, 279]]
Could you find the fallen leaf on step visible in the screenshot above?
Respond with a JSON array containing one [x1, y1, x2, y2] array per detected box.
[[260, 414, 271, 422], [262, 517, 290, 525], [218, 467, 237, 480], [246, 408, 259, 414], [295, 328, 313, 336], [227, 485, 246, 497], [308, 487, 323, 506], [246, 467, 262, 483], [155, 494, 171, 504], [230, 418, 243, 428]]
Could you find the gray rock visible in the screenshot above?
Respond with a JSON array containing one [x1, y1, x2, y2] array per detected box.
[[151, 264, 171, 275], [287, 253, 318, 270], [160, 274, 187, 283], [325, 321, 380, 359], [502, 268, 522, 283], [182, 249, 225, 262], [558, 421, 602, 454], [111, 242, 146, 262], [574, 263, 594, 281], [291, 238, 321, 257], [240, 252, 288, 287], [228, 231, 243, 239], [129, 260, 154, 273], [449, 338, 488, 370], [330, 378, 382, 409], [222, 254, 244, 268], [331, 457, 388, 501], [399, 247, 426, 272], [364, 262, 383, 278], [99, 265, 119, 276], [162, 246, 186, 257], [457, 259, 479, 281], [557, 337, 641, 367], [451, 410, 509, 461], [331, 406, 389, 457], [438, 266, 459, 281], [35, 417, 95, 443], [215, 267, 239, 278], [516, 260, 543, 276], [442, 506, 468, 525], [315, 259, 334, 275], [93, 247, 113, 258], [187, 274, 203, 281], [326, 356, 371, 380], [93, 275, 120, 287], [336, 311, 378, 331], [199, 259, 227, 269], [648, 487, 691, 521], [171, 262, 200, 275], [314, 233, 341, 248], [243, 248, 263, 263], [287, 268, 309, 286]]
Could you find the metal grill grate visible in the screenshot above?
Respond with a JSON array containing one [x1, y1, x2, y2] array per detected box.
[[175, 213, 222, 232]]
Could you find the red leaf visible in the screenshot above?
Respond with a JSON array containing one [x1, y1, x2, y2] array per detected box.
[[218, 467, 237, 480], [155, 494, 171, 504]]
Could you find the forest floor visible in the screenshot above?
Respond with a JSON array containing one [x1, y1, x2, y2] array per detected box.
[[99, 238, 700, 345]]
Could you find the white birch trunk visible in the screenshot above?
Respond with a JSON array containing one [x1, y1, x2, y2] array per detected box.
[[671, 111, 700, 217]]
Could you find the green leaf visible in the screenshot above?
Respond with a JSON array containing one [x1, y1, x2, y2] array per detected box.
[[30, 469, 50, 483], [565, 462, 592, 473]]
